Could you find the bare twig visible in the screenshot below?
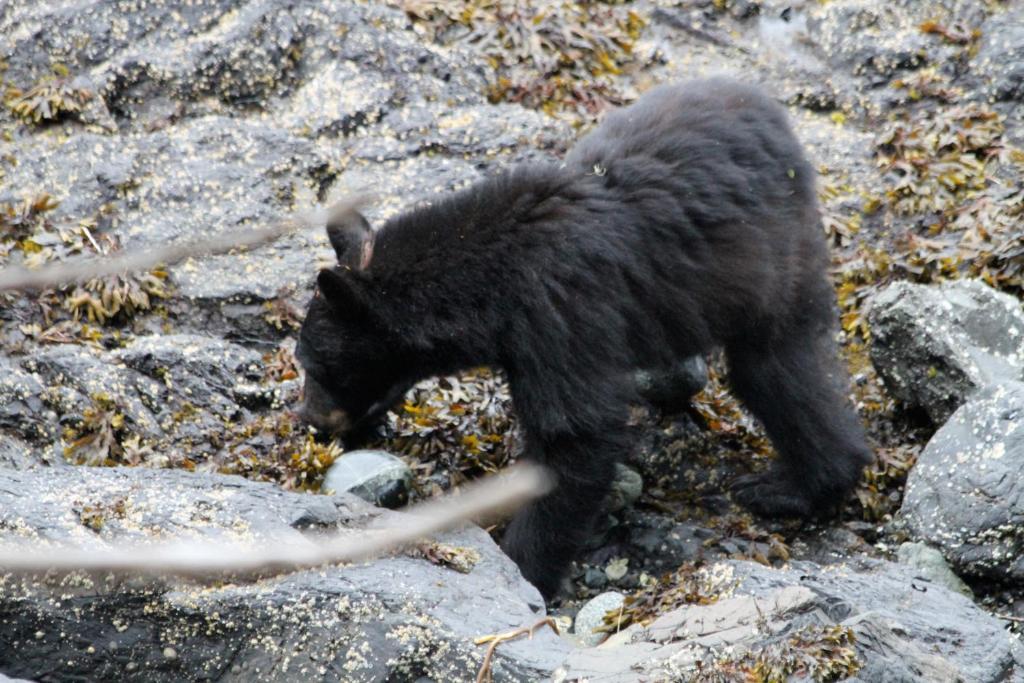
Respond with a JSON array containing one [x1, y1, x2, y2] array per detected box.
[[0, 463, 551, 577], [474, 617, 560, 683], [0, 195, 372, 292], [997, 613, 1024, 624]]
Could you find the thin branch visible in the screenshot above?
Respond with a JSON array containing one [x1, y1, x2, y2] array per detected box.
[[0, 195, 371, 292], [0, 463, 551, 578], [474, 617, 561, 683]]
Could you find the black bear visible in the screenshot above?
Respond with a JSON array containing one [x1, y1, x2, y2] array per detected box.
[[295, 78, 873, 600]]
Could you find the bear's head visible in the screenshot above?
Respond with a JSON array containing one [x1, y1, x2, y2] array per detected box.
[[295, 202, 409, 440]]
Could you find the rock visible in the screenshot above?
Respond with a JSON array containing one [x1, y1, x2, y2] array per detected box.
[[897, 542, 973, 598], [0, 362, 52, 444], [0, 674, 35, 683], [973, 6, 1024, 102], [900, 381, 1024, 583], [604, 464, 643, 513], [868, 279, 1024, 425], [0, 467, 570, 682], [0, 435, 47, 471], [321, 449, 413, 509], [634, 355, 708, 412], [558, 559, 1024, 682], [582, 566, 609, 591], [573, 592, 625, 648], [5, 335, 275, 468]]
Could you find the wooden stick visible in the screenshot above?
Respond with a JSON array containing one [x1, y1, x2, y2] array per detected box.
[[474, 617, 560, 683], [0, 195, 372, 292], [0, 464, 551, 577]]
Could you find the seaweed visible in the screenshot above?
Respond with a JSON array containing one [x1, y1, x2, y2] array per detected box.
[[63, 393, 133, 466], [693, 624, 862, 683], [263, 344, 300, 382], [5, 65, 91, 125], [216, 412, 343, 491], [854, 444, 919, 522], [372, 368, 518, 491], [598, 561, 736, 632], [0, 193, 59, 245], [876, 104, 1004, 217], [63, 268, 169, 325], [398, 0, 646, 117], [412, 541, 481, 573]]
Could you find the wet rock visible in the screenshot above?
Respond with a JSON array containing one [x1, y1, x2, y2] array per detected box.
[[0, 467, 569, 682], [559, 558, 1024, 682], [901, 381, 1024, 583], [604, 464, 643, 514], [897, 542, 973, 598], [620, 513, 709, 571], [321, 449, 413, 509], [582, 566, 609, 591], [868, 279, 1024, 425], [573, 591, 625, 648]]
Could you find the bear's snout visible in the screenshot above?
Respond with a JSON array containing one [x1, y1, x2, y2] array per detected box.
[[298, 376, 352, 435]]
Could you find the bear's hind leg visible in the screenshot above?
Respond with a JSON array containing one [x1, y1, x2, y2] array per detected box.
[[724, 326, 872, 518]]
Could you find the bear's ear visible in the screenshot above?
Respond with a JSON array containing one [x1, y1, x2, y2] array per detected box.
[[326, 202, 374, 270], [316, 268, 371, 319]]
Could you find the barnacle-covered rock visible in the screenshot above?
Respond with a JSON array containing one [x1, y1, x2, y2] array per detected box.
[[0, 466, 568, 682], [563, 559, 1023, 682], [868, 279, 1024, 424], [901, 381, 1024, 583]]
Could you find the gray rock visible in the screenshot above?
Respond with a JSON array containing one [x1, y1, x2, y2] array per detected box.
[[0, 362, 52, 444], [896, 542, 973, 598], [559, 559, 1024, 682], [901, 381, 1024, 583], [604, 464, 643, 514], [582, 566, 608, 591], [573, 592, 625, 648], [0, 435, 50, 471], [868, 279, 1024, 425], [322, 449, 412, 509], [973, 6, 1024, 102], [0, 467, 569, 682]]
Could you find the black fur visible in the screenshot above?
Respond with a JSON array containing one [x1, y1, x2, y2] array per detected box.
[[296, 78, 873, 600]]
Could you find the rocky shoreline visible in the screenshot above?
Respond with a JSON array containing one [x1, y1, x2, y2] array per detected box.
[[2, 0, 1023, 680]]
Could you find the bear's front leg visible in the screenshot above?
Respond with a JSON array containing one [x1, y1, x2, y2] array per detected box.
[[500, 429, 629, 601]]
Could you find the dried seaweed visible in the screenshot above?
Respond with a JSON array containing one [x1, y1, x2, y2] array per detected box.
[[62, 393, 132, 466], [412, 540, 481, 573], [263, 344, 300, 382], [372, 368, 518, 490], [598, 561, 735, 632], [876, 104, 1004, 217], [216, 412, 342, 491], [4, 65, 91, 125], [692, 624, 862, 683], [0, 193, 59, 244], [398, 0, 645, 117], [854, 444, 919, 522], [691, 364, 771, 457], [63, 267, 169, 324]]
